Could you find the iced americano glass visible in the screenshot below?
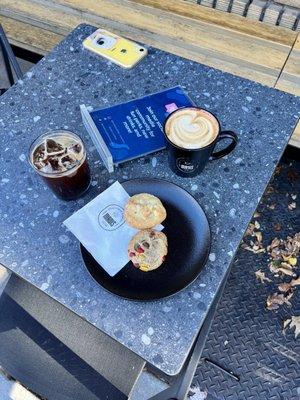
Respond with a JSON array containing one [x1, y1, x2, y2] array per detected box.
[[29, 130, 91, 200]]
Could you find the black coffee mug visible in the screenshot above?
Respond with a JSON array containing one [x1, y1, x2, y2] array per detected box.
[[163, 107, 238, 177]]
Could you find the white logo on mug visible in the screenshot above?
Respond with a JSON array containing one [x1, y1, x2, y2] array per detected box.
[[176, 158, 195, 173]]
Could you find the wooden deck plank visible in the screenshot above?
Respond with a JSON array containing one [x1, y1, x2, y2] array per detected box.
[[0, 0, 80, 36], [276, 35, 300, 95], [0, 0, 299, 146], [0, 15, 63, 54], [275, 34, 300, 147], [129, 0, 296, 44], [289, 122, 300, 148], [0, 0, 297, 86], [1, 0, 287, 73], [40, 0, 295, 59]]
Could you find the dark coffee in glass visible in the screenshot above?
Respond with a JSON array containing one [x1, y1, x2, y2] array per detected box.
[[29, 130, 91, 200]]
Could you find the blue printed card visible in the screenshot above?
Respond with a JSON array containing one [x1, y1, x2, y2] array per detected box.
[[80, 86, 193, 172]]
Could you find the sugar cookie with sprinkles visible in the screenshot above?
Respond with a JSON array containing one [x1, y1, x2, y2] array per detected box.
[[128, 229, 168, 272]]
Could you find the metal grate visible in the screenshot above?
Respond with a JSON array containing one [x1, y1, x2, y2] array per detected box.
[[192, 158, 300, 399]]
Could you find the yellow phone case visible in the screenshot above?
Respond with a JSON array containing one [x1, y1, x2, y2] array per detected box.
[[83, 29, 147, 69]]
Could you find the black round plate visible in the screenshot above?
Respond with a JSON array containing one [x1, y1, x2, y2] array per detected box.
[[81, 178, 211, 301]]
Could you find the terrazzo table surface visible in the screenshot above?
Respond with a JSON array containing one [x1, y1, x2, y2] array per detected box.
[[0, 24, 299, 375]]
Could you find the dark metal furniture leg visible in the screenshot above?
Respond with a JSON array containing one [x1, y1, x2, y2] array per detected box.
[[0, 39, 14, 87], [0, 24, 23, 82], [149, 270, 231, 400]]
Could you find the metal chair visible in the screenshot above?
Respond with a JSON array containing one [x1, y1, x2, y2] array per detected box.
[[0, 24, 23, 94]]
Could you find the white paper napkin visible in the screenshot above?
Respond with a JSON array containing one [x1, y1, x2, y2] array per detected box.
[[64, 181, 163, 276]]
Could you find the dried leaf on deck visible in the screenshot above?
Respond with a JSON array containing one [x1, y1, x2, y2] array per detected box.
[[255, 270, 272, 284], [268, 238, 281, 251], [254, 231, 263, 243], [278, 277, 300, 293], [245, 222, 255, 236], [269, 262, 297, 277], [266, 292, 293, 311], [288, 202, 296, 210], [291, 276, 300, 286], [267, 233, 300, 262], [243, 228, 265, 253], [275, 165, 283, 175], [281, 255, 297, 266], [254, 221, 261, 230], [242, 245, 265, 254], [268, 247, 283, 261], [278, 268, 296, 277], [278, 282, 293, 292], [281, 262, 294, 270], [283, 316, 300, 338], [269, 260, 282, 276], [287, 170, 299, 183], [283, 234, 300, 258], [273, 223, 281, 231], [266, 186, 275, 194], [283, 319, 291, 329], [245, 223, 255, 237], [288, 257, 297, 266]]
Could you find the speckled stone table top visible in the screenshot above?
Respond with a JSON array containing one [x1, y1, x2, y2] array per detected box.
[[0, 24, 299, 375]]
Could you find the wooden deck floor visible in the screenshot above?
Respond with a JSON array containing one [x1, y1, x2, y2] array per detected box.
[[0, 0, 299, 144]]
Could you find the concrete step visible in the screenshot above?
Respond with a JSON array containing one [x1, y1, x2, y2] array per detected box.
[[0, 369, 40, 400], [130, 370, 168, 399], [0, 265, 10, 296], [0, 371, 11, 400]]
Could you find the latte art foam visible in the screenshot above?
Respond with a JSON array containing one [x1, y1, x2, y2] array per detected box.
[[165, 108, 219, 149]]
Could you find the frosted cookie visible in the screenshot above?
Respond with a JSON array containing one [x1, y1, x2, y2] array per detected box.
[[128, 229, 168, 272], [124, 193, 167, 229]]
